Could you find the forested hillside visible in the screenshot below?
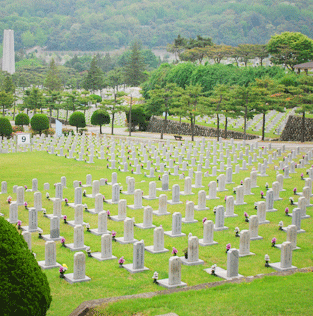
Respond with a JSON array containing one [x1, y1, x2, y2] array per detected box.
[[0, 0, 312, 51]]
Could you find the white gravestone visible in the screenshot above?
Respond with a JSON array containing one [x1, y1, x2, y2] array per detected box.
[[192, 171, 204, 188], [105, 183, 120, 204], [168, 184, 182, 205], [214, 206, 228, 231], [90, 211, 110, 235], [265, 189, 277, 212], [158, 257, 187, 289], [42, 216, 63, 241], [7, 202, 18, 223], [50, 183, 63, 202], [64, 252, 91, 283], [180, 177, 194, 196], [111, 199, 128, 221], [87, 193, 104, 214], [22, 208, 41, 233], [22, 231, 31, 250], [225, 196, 238, 217], [164, 212, 186, 237], [128, 189, 143, 209], [182, 201, 198, 223], [239, 230, 254, 257], [249, 215, 262, 240], [234, 186, 246, 205], [181, 236, 204, 266], [207, 181, 219, 200], [194, 190, 209, 211], [143, 181, 157, 200], [157, 174, 170, 191], [199, 220, 218, 246], [276, 225, 300, 250], [135, 206, 156, 229], [92, 234, 117, 261], [153, 194, 170, 216], [0, 181, 7, 194], [86, 180, 100, 198], [66, 225, 88, 251], [257, 201, 269, 224], [34, 192, 45, 212], [123, 240, 149, 273], [269, 242, 297, 271], [16, 186, 24, 206], [205, 248, 243, 280], [123, 177, 135, 195], [217, 174, 227, 192], [38, 241, 61, 269], [145, 226, 169, 254], [244, 178, 253, 195], [283, 208, 305, 233], [116, 218, 137, 244]]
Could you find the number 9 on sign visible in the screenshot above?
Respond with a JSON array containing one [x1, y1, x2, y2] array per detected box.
[[17, 134, 30, 145]]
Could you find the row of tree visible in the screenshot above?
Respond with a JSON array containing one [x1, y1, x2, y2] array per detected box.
[[167, 32, 313, 71], [142, 62, 313, 142]]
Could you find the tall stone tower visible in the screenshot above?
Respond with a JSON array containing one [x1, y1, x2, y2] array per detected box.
[[2, 30, 15, 74]]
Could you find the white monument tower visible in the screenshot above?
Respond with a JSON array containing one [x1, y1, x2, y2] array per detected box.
[[2, 30, 15, 74]]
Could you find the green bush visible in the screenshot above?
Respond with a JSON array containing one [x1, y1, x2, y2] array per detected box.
[[90, 94, 102, 103], [30, 114, 49, 135], [91, 109, 110, 134], [69, 111, 86, 133], [15, 113, 30, 127], [0, 217, 52, 315], [125, 105, 151, 131], [0, 117, 13, 138]]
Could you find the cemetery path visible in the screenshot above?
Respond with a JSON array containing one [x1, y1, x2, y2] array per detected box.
[[70, 267, 312, 316]]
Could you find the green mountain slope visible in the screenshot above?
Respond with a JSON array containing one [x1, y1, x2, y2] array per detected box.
[[0, 0, 312, 51]]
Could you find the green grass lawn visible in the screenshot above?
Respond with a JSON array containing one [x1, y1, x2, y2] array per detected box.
[[93, 271, 313, 315], [0, 144, 312, 316]]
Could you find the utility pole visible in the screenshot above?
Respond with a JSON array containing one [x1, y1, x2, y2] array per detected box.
[[128, 95, 132, 137]]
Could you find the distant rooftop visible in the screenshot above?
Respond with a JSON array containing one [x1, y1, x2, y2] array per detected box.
[[294, 61, 313, 69]]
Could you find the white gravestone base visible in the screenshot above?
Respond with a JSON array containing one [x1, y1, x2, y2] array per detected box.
[[204, 266, 243, 281]]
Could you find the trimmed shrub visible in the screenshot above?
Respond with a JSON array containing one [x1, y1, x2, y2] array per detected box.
[[30, 114, 49, 135], [0, 117, 13, 138], [90, 94, 102, 103], [125, 105, 150, 131], [15, 113, 29, 127], [91, 109, 110, 134], [69, 111, 86, 133], [0, 217, 52, 315]]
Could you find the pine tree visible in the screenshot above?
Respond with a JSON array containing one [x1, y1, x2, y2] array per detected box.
[[44, 58, 62, 91], [124, 41, 147, 87], [83, 56, 104, 92]]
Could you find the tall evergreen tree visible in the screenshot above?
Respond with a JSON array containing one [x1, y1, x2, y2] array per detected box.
[[124, 41, 147, 87], [83, 56, 104, 92], [44, 58, 62, 91]]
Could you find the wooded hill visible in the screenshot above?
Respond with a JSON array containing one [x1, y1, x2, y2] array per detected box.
[[1, 0, 313, 51]]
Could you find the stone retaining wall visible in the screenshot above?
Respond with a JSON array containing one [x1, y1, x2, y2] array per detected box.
[[50, 117, 68, 125], [280, 115, 313, 141], [146, 117, 259, 140]]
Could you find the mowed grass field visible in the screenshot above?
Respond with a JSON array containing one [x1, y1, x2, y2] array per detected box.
[[93, 271, 313, 316], [0, 144, 312, 316]]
